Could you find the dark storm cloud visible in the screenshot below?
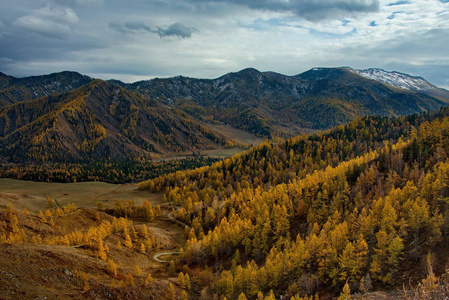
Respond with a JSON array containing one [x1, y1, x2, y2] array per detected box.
[[50, 0, 104, 6], [125, 21, 152, 32], [0, 26, 106, 65], [191, 0, 380, 21], [291, 0, 380, 21], [109, 21, 196, 39], [156, 22, 197, 39]]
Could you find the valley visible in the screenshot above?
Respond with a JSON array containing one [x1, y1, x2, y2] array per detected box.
[[1, 67, 447, 166], [3, 0, 449, 297], [3, 108, 449, 299]]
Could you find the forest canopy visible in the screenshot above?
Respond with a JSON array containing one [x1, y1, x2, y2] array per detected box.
[[138, 108, 449, 298]]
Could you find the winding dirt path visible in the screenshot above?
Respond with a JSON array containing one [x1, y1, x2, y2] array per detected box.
[[150, 205, 189, 262], [153, 251, 180, 263], [151, 205, 188, 262], [166, 210, 189, 228]]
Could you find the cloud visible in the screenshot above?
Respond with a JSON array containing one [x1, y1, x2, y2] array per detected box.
[[387, 1, 410, 6], [108, 21, 127, 34], [0, 21, 6, 39], [124, 21, 152, 32], [51, 0, 104, 6], [13, 6, 79, 39], [109, 20, 197, 39], [156, 22, 197, 39], [1, 0, 448, 91], [292, 0, 380, 21], [191, 0, 380, 21], [108, 21, 152, 34]]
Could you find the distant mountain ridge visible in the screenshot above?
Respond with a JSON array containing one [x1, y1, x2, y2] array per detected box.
[[116, 67, 448, 133], [0, 67, 448, 162], [0, 71, 93, 107]]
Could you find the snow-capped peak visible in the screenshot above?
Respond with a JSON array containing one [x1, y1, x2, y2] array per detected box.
[[349, 68, 435, 92]]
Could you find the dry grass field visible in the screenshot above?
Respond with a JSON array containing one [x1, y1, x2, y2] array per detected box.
[[0, 178, 163, 212]]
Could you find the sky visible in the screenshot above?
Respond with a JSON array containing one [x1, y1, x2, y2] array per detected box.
[[0, 0, 448, 88]]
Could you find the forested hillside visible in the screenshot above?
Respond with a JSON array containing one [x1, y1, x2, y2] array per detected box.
[[3, 108, 449, 299], [1, 67, 447, 173], [0, 156, 219, 184], [0, 79, 233, 163], [2, 68, 447, 147], [138, 108, 449, 299], [3, 68, 449, 298]]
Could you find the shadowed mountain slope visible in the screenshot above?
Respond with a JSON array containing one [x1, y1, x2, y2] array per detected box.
[[116, 67, 448, 135], [0, 71, 93, 107], [0, 80, 229, 162]]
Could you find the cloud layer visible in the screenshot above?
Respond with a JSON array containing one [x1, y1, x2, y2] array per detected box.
[[109, 20, 196, 39], [0, 0, 448, 89], [191, 0, 380, 21], [156, 23, 197, 39], [13, 6, 79, 39]]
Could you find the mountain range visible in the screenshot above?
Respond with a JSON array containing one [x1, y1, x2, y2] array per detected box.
[[115, 67, 449, 134], [1, 67, 448, 162]]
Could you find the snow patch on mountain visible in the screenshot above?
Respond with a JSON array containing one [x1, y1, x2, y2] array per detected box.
[[350, 68, 436, 92]]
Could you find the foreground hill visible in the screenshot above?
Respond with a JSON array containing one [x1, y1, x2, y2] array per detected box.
[[0, 204, 186, 300], [0, 80, 230, 162], [138, 107, 449, 299]]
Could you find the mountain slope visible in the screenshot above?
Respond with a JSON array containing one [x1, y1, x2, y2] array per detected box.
[[293, 67, 447, 126], [117, 67, 448, 135], [350, 67, 449, 100], [138, 107, 449, 298], [0, 80, 230, 162], [0, 71, 93, 107], [3, 68, 447, 140]]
